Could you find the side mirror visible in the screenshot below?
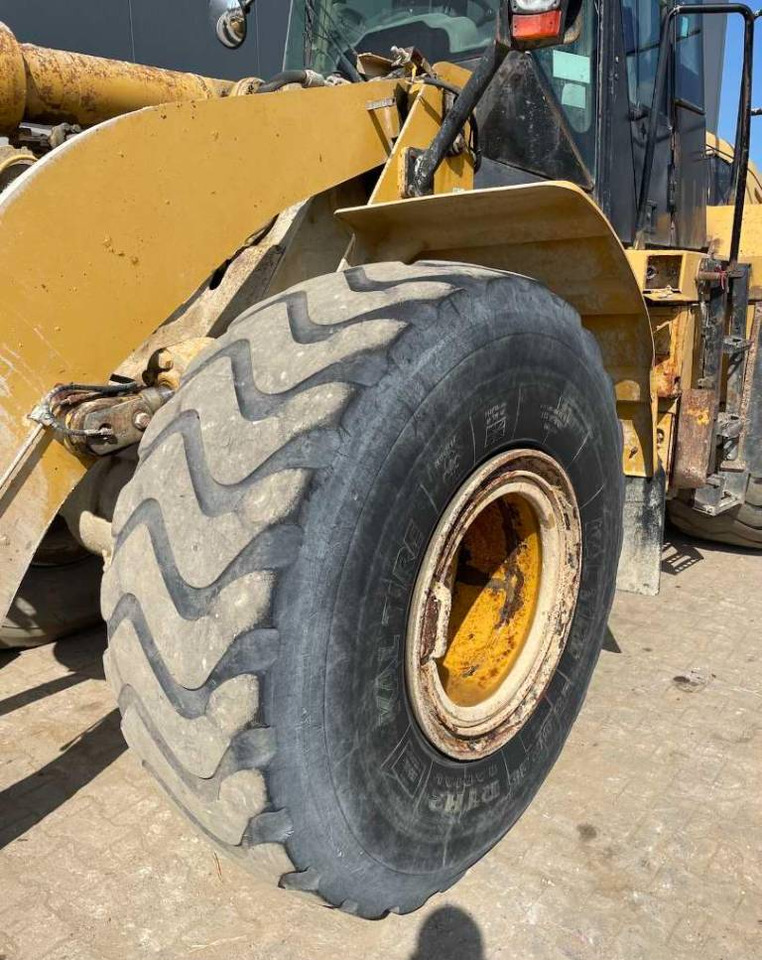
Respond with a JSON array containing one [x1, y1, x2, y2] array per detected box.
[[208, 0, 252, 49]]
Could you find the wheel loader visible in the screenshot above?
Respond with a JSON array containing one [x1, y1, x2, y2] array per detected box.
[[0, 0, 760, 918]]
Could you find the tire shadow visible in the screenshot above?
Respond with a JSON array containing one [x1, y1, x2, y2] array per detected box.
[[0, 627, 106, 718], [409, 905, 484, 960], [0, 648, 20, 671], [661, 524, 758, 577], [601, 626, 621, 653], [0, 629, 126, 848]]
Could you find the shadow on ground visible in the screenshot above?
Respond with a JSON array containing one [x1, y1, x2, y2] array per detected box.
[[0, 628, 126, 848], [409, 905, 484, 960], [0, 628, 106, 717], [662, 529, 705, 577], [602, 626, 621, 653]]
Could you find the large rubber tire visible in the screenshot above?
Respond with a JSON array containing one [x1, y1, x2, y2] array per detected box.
[[668, 476, 762, 548], [0, 518, 103, 649], [102, 262, 624, 917]]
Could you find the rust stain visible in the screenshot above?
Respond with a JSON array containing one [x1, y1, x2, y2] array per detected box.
[[672, 388, 718, 489], [687, 408, 711, 426], [0, 27, 233, 133], [437, 494, 542, 708], [650, 309, 688, 399]]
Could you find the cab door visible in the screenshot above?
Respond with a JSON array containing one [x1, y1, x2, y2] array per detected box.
[[623, 0, 673, 246], [622, 0, 707, 250], [672, 9, 707, 250]]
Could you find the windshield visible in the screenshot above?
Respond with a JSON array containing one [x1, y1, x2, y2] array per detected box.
[[286, 1, 599, 178], [285, 1, 501, 74]]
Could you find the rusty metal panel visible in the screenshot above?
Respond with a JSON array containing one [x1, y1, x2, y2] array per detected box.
[[650, 304, 695, 400], [672, 388, 719, 489]]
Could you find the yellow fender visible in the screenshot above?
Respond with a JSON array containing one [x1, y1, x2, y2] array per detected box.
[[339, 181, 656, 480]]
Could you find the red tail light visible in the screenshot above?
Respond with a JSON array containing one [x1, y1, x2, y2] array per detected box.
[[511, 10, 563, 40]]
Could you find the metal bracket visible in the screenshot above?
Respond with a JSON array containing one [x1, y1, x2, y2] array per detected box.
[[692, 470, 749, 516], [723, 334, 752, 354], [27, 380, 172, 458], [403, 147, 425, 197], [70, 386, 173, 456], [721, 262, 751, 463], [717, 412, 744, 440]]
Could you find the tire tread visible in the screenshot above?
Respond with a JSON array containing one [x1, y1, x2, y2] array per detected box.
[[103, 262, 601, 915]]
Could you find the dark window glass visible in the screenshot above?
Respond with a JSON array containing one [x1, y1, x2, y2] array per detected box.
[[622, 0, 664, 110], [675, 13, 703, 108], [621, 0, 704, 111], [707, 154, 732, 205], [534, 3, 598, 174], [286, 1, 500, 74]]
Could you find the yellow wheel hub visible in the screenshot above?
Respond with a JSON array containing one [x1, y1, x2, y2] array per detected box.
[[406, 449, 582, 760], [439, 493, 542, 708]]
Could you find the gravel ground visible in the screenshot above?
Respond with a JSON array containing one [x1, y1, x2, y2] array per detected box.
[[0, 530, 760, 960]]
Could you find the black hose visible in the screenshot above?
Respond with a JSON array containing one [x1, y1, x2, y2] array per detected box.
[[419, 76, 483, 176], [408, 42, 504, 196], [421, 77, 463, 98], [257, 70, 325, 93]]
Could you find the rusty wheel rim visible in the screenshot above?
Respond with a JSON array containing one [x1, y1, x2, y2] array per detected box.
[[406, 449, 582, 760]]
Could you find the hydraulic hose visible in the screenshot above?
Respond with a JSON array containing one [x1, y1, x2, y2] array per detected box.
[[421, 77, 482, 171], [408, 41, 505, 197], [256, 69, 326, 93]]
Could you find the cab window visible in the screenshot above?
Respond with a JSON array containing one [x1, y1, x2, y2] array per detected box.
[[622, 0, 664, 111], [534, 3, 598, 174], [622, 0, 703, 112], [287, 1, 500, 75]]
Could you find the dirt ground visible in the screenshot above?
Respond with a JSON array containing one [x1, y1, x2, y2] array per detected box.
[[0, 530, 760, 960]]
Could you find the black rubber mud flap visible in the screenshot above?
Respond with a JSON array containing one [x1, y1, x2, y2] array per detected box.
[[617, 469, 666, 596]]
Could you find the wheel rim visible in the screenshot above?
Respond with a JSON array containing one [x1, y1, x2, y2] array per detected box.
[[406, 449, 582, 760]]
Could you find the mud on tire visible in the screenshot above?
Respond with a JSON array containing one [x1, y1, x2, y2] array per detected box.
[[103, 261, 624, 917]]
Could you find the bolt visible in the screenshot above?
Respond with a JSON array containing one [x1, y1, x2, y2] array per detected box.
[[155, 349, 174, 371], [133, 411, 151, 431]]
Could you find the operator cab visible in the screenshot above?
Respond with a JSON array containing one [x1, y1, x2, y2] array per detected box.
[[281, 1, 718, 251], [288, 1, 501, 68]]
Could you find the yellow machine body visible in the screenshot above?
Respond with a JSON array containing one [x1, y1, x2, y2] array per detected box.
[[0, 26, 751, 618], [0, 75, 403, 616], [341, 184, 655, 480]]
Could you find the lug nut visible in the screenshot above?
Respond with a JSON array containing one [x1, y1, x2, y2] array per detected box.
[[133, 411, 151, 431]]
